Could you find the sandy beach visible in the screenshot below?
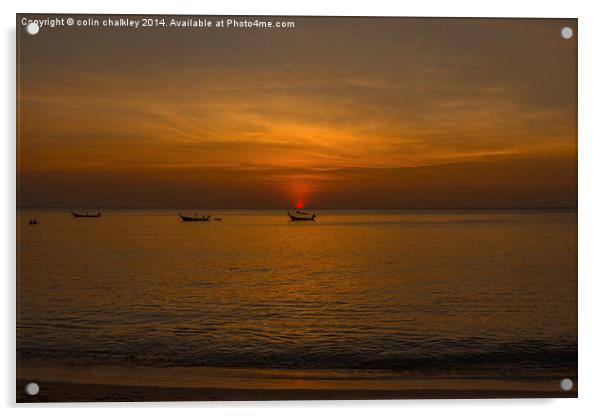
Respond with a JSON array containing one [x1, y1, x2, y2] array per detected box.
[[16, 379, 577, 402], [16, 360, 577, 402]]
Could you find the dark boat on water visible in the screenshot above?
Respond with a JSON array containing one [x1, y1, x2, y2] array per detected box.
[[178, 213, 211, 222], [71, 211, 101, 218], [288, 211, 316, 221]]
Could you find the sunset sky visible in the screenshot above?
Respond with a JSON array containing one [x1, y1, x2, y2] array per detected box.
[[17, 16, 577, 208]]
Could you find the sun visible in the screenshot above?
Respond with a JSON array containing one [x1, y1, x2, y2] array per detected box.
[[296, 201, 303, 209]]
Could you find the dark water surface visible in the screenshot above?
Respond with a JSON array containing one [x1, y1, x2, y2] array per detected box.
[[17, 209, 577, 382]]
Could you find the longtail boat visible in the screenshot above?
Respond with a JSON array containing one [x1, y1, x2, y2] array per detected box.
[[178, 213, 210, 222], [288, 211, 316, 221], [71, 211, 101, 218]]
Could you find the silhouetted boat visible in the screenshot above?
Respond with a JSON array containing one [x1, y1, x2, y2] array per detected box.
[[178, 213, 210, 222], [288, 211, 316, 221], [71, 211, 101, 218]]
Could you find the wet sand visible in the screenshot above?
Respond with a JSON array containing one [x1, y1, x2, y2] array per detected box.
[[16, 360, 577, 402], [16, 379, 577, 402]]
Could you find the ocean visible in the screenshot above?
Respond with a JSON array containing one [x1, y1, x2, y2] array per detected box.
[[16, 209, 577, 396]]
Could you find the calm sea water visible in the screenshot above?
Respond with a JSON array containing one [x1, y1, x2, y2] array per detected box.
[[17, 209, 577, 380]]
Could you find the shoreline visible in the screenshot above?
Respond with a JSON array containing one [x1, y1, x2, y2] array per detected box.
[[16, 362, 578, 402], [16, 379, 577, 402]]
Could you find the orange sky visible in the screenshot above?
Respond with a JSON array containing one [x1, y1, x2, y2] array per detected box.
[[17, 16, 577, 208]]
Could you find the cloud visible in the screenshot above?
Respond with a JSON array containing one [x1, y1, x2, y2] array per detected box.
[[17, 17, 576, 207]]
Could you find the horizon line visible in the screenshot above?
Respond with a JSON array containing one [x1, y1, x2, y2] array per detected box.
[[16, 206, 578, 210]]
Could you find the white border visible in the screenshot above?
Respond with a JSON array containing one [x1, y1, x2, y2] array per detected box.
[[3, 0, 601, 414]]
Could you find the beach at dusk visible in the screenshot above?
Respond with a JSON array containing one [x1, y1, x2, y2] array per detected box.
[[16, 15, 577, 401]]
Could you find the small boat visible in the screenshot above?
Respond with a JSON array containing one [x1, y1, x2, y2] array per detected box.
[[29, 219, 38, 225], [178, 213, 210, 222], [71, 211, 101, 218], [288, 211, 316, 221]]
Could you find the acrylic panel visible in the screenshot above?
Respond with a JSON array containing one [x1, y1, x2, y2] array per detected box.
[[16, 14, 577, 402]]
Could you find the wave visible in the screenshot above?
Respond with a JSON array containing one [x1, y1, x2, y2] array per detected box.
[[17, 338, 577, 377]]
